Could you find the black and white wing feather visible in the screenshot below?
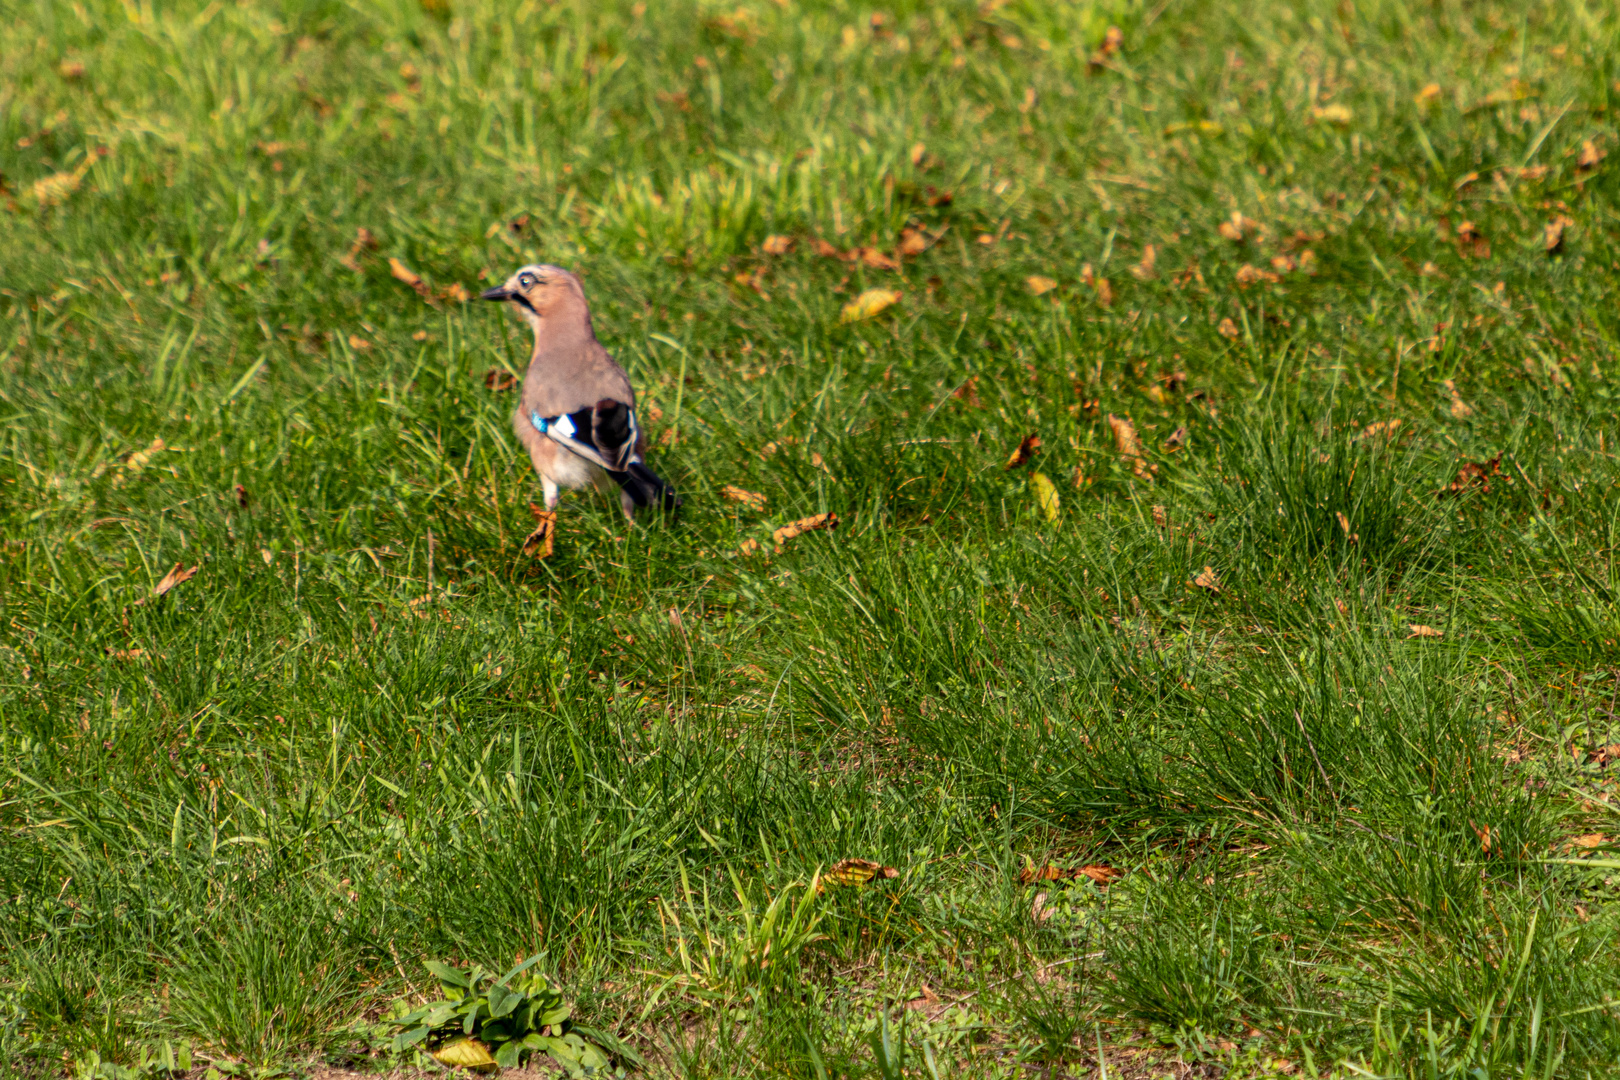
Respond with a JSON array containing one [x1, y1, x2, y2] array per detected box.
[[530, 399, 680, 511]]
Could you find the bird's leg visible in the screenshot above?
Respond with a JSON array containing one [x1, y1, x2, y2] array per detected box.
[[618, 490, 638, 522], [542, 477, 561, 510]]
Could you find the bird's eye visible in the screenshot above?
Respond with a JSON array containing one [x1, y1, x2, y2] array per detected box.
[[517, 273, 537, 289]]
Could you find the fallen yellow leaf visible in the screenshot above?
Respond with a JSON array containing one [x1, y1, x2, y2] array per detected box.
[[1026, 275, 1058, 296], [818, 858, 898, 892], [1030, 471, 1060, 522], [431, 1038, 497, 1068], [762, 234, 794, 255], [1193, 566, 1220, 593], [839, 288, 901, 323]]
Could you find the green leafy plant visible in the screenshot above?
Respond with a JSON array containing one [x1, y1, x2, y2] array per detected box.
[[388, 956, 618, 1075], [72, 1041, 192, 1080]]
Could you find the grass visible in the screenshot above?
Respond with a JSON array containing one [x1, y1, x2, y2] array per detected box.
[[2, 0, 1619, 1075]]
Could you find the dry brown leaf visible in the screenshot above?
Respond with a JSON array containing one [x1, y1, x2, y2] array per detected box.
[[762, 234, 795, 255], [1270, 254, 1298, 273], [30, 166, 87, 207], [1026, 275, 1059, 296], [106, 648, 144, 661], [818, 858, 898, 892], [438, 282, 470, 303], [897, 227, 931, 256], [1106, 412, 1140, 456], [856, 246, 900, 270], [737, 538, 762, 557], [1456, 220, 1490, 258], [153, 563, 199, 599], [1415, 82, 1442, 106], [722, 485, 767, 511], [1088, 24, 1124, 68], [1106, 413, 1153, 478], [1336, 511, 1351, 535], [347, 334, 372, 351], [1443, 379, 1473, 419], [810, 237, 843, 259], [233, 484, 249, 508], [337, 227, 377, 272], [389, 257, 435, 304], [1577, 139, 1606, 171], [1093, 276, 1113, 306], [1151, 505, 1168, 529], [1163, 425, 1188, 452], [522, 506, 556, 559], [483, 368, 517, 392], [1359, 419, 1403, 441], [1441, 452, 1502, 496], [1030, 892, 1052, 922], [1217, 317, 1240, 340], [1407, 624, 1444, 639], [1545, 216, 1574, 254], [953, 376, 982, 408], [1019, 863, 1123, 887], [1193, 566, 1220, 593], [1311, 103, 1353, 125], [1569, 833, 1608, 850], [924, 186, 953, 207], [58, 60, 86, 80], [1235, 264, 1281, 287], [1588, 744, 1620, 766], [734, 268, 770, 300], [1130, 244, 1157, 281], [1217, 212, 1261, 242], [909, 141, 927, 166], [773, 512, 839, 550], [1005, 434, 1042, 469]]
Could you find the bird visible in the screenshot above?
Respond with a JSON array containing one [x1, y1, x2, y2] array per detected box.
[[480, 264, 679, 521]]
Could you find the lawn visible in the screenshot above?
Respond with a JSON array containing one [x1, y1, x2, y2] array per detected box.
[[2, 0, 1619, 1076]]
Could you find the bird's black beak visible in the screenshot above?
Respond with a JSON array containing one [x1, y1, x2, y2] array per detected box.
[[480, 286, 514, 302]]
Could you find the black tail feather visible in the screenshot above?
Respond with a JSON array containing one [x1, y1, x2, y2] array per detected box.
[[609, 461, 681, 513]]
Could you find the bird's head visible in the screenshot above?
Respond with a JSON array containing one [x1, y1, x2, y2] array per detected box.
[[479, 264, 586, 326]]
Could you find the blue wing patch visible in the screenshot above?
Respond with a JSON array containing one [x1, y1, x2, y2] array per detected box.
[[530, 405, 637, 472]]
